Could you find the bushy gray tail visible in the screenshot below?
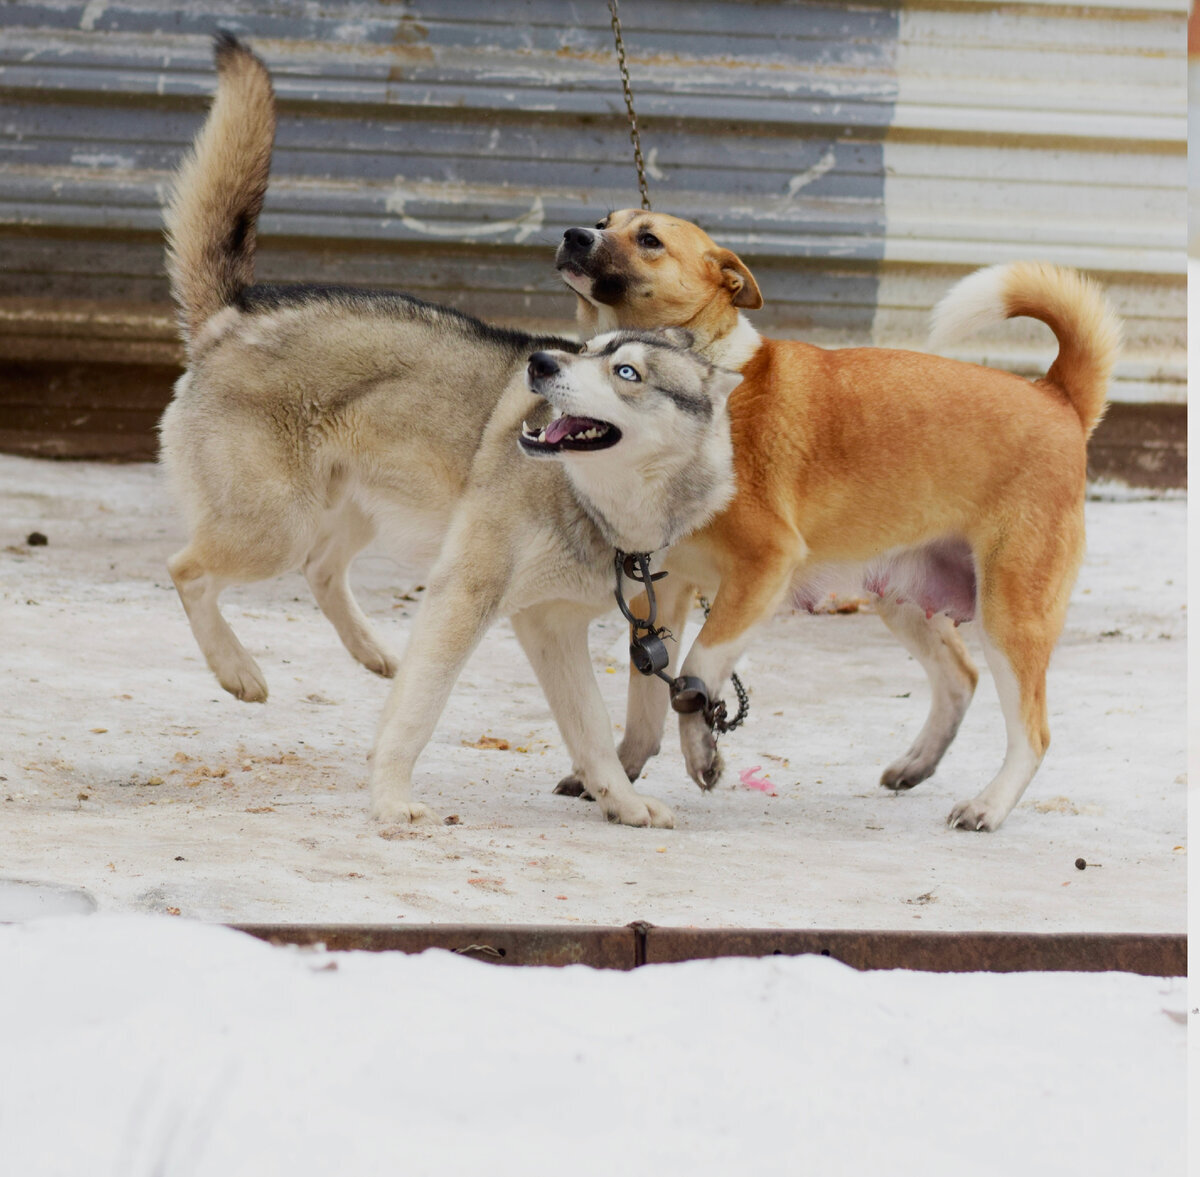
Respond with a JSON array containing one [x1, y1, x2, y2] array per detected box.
[[164, 32, 275, 352]]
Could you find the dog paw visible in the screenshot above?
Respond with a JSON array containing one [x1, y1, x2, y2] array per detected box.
[[946, 798, 1002, 832], [681, 715, 723, 791], [369, 796, 439, 825], [553, 773, 594, 801], [360, 647, 398, 679], [602, 792, 675, 829], [617, 736, 658, 782], [220, 663, 268, 703], [881, 751, 936, 792]]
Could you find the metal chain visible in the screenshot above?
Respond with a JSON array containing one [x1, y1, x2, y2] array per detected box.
[[697, 596, 750, 733], [607, 0, 652, 210], [614, 557, 750, 736], [614, 550, 674, 682]]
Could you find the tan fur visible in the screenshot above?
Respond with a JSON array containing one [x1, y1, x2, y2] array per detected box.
[[559, 210, 1122, 831], [159, 39, 743, 830], [164, 33, 275, 351]]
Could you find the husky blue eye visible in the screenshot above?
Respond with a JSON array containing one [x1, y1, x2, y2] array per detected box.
[[615, 364, 641, 382]]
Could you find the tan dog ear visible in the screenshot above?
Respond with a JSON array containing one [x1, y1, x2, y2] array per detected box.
[[712, 248, 763, 310]]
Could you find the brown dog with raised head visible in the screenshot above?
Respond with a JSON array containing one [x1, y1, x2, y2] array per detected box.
[[554, 210, 1121, 831]]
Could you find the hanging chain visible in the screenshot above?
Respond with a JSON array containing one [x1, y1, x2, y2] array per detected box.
[[614, 551, 673, 681], [607, 0, 652, 210], [614, 560, 750, 735]]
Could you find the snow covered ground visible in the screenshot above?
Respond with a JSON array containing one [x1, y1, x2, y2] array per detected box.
[[0, 915, 1187, 1176], [0, 452, 1189, 1174], [0, 454, 1186, 930]]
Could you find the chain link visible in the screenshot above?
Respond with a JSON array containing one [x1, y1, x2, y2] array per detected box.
[[696, 596, 750, 733], [607, 0, 652, 211]]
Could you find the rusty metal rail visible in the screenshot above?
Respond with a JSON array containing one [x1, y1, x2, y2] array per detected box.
[[233, 924, 1186, 977]]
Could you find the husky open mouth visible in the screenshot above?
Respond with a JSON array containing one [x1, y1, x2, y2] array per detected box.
[[519, 413, 622, 454]]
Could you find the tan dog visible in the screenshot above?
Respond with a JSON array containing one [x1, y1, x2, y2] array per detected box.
[[554, 210, 1121, 831]]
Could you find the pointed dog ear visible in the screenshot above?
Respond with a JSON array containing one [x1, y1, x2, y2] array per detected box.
[[657, 326, 696, 350], [711, 248, 763, 310]]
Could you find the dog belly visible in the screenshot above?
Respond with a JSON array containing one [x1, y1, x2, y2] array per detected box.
[[368, 500, 455, 577], [795, 537, 977, 623]]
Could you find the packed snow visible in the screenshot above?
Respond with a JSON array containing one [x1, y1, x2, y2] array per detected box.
[[0, 433, 1189, 1174], [0, 915, 1187, 1176], [0, 455, 1185, 930]]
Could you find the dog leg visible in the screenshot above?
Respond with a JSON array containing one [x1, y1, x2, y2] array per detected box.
[[947, 629, 1046, 832], [675, 555, 794, 790], [368, 536, 505, 825], [876, 600, 978, 790], [947, 535, 1076, 831], [553, 576, 695, 799], [168, 546, 269, 702], [618, 575, 696, 780], [513, 606, 674, 828], [304, 501, 398, 679]]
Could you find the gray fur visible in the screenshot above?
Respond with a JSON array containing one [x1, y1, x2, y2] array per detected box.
[[160, 36, 739, 828]]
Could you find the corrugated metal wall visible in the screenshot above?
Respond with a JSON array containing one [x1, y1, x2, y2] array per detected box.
[[0, 0, 1187, 459], [877, 0, 1186, 407]]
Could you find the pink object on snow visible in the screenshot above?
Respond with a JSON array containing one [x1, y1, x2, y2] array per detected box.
[[739, 766, 776, 794]]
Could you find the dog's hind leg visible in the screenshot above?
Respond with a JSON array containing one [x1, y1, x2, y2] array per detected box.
[[553, 575, 695, 800], [947, 523, 1080, 832], [876, 601, 977, 791], [514, 605, 674, 828], [947, 625, 1048, 832], [168, 545, 269, 702], [304, 500, 397, 679]]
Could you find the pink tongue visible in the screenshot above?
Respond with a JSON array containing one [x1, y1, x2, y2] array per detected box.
[[544, 416, 594, 445]]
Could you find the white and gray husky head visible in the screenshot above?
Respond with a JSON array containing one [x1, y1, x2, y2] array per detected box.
[[519, 327, 740, 554]]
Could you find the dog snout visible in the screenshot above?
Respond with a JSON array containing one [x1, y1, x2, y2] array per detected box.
[[561, 227, 595, 254], [528, 352, 561, 382]]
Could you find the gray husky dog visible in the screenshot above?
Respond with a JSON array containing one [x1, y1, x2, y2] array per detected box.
[[159, 35, 739, 827]]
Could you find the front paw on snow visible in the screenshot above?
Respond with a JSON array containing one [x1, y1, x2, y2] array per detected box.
[[370, 796, 440, 825], [602, 793, 675, 829]]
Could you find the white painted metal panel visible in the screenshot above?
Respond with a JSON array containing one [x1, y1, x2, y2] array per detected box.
[[876, 1, 1186, 405]]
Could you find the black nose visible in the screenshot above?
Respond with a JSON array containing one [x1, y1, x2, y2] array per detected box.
[[528, 352, 560, 381], [561, 227, 595, 252]]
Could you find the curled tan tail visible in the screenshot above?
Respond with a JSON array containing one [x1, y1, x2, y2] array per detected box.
[[163, 32, 276, 352], [927, 261, 1122, 437]]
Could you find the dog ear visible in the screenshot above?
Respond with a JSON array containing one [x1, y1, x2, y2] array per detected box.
[[712, 249, 763, 310], [657, 326, 695, 350]]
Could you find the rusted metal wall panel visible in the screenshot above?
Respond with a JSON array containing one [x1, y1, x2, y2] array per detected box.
[[0, 0, 1187, 463], [0, 0, 895, 349]]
